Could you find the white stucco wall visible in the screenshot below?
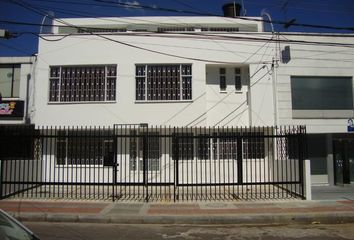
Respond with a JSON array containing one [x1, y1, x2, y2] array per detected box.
[[34, 30, 275, 127]]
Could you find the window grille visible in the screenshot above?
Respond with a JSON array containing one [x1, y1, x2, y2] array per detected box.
[[135, 64, 192, 101], [213, 133, 238, 160], [201, 27, 239, 32], [56, 130, 113, 165], [78, 28, 126, 33], [158, 27, 195, 32], [49, 65, 117, 103]]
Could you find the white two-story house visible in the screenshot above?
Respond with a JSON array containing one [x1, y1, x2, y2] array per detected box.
[[27, 6, 354, 188]]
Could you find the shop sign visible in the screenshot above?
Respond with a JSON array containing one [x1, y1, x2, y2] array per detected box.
[[0, 100, 24, 118]]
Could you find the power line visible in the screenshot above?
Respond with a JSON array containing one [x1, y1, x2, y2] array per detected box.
[[33, 32, 354, 63], [8, 0, 213, 61], [186, 64, 270, 127], [8, 0, 354, 62], [6, 2, 354, 64], [4, 1, 275, 64], [5, 0, 354, 32], [4, 24, 354, 49]]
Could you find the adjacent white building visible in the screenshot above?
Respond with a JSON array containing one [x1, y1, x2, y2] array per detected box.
[[0, 56, 35, 124]]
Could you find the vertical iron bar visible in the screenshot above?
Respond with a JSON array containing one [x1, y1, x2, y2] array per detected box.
[[237, 136, 243, 185]]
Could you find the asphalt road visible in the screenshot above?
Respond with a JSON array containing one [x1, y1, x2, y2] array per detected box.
[[24, 222, 354, 240]]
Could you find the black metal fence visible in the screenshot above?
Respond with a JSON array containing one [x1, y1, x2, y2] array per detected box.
[[0, 124, 306, 201]]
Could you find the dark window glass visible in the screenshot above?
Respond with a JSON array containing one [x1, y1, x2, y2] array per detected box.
[[0, 125, 36, 160], [307, 134, 328, 175], [220, 76, 226, 91], [56, 130, 113, 165], [235, 68, 242, 91], [291, 76, 353, 110]]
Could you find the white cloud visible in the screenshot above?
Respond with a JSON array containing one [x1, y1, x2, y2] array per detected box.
[[119, 0, 143, 9]]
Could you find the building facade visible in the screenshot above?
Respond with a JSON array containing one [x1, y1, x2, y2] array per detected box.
[[12, 16, 354, 187]]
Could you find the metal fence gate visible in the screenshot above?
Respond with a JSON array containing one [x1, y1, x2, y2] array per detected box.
[[0, 124, 306, 202]]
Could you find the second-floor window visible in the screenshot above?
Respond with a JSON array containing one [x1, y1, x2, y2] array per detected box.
[[135, 64, 192, 101], [49, 65, 117, 103]]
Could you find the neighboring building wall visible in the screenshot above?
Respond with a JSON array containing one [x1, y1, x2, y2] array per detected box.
[[276, 34, 354, 185]]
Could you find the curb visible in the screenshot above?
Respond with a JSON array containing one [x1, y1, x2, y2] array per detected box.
[[12, 212, 354, 225]]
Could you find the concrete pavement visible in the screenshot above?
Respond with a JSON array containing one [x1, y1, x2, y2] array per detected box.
[[1, 198, 354, 225], [0, 185, 353, 225]]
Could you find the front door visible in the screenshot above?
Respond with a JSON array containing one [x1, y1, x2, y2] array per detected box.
[[129, 131, 161, 184], [333, 139, 354, 185]]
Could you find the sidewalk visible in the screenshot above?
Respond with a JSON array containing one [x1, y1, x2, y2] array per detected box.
[[1, 198, 354, 225]]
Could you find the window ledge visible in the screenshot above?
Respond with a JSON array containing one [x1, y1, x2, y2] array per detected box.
[[2, 97, 21, 100], [48, 101, 117, 105], [235, 90, 243, 94], [292, 110, 354, 119], [219, 90, 227, 94]]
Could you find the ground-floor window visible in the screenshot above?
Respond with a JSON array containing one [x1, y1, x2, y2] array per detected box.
[[175, 132, 264, 160], [172, 132, 194, 160], [56, 130, 113, 165], [243, 133, 265, 159]]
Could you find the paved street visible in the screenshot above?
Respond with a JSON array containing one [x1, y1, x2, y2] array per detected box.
[[25, 222, 354, 240]]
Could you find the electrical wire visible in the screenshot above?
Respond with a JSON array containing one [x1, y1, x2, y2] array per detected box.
[[3, 17, 354, 49], [5, 0, 354, 36], [214, 67, 274, 126], [93, 0, 354, 31], [186, 64, 269, 127]]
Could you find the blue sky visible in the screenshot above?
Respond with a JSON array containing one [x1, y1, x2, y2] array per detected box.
[[1, 0, 354, 56]]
